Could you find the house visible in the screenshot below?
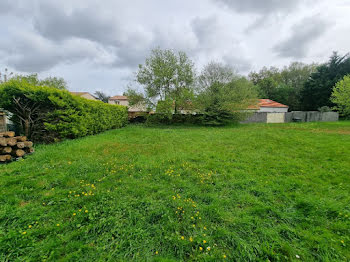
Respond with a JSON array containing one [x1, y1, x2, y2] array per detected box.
[[70, 92, 97, 100], [248, 99, 289, 113], [108, 95, 147, 118], [244, 99, 289, 123]]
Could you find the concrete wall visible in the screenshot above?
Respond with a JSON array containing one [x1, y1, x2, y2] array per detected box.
[[259, 107, 288, 113], [266, 113, 285, 123], [244, 111, 339, 124], [241, 112, 267, 123], [284, 111, 339, 123]]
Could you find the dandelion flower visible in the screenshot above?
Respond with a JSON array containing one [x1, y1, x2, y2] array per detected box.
[[79, 209, 82, 212], [22, 231, 27, 235], [181, 236, 185, 240], [73, 213, 76, 216], [203, 240, 207, 244], [155, 251, 159, 255], [199, 247, 203, 251], [223, 254, 227, 259], [28, 225, 32, 228], [56, 224, 60, 227], [189, 237, 193, 242], [85, 210, 88, 213]]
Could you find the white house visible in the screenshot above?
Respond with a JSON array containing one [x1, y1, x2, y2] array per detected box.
[[248, 99, 289, 113], [108, 95, 147, 117]]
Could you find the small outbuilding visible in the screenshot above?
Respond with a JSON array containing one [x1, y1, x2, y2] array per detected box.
[[248, 99, 289, 113]]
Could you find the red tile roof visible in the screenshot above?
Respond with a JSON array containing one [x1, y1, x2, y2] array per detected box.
[[109, 95, 128, 100], [248, 99, 288, 109]]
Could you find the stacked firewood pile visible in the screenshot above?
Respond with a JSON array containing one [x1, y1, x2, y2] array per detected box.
[[0, 131, 34, 163]]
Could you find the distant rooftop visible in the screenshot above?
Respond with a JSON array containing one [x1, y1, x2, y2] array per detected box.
[[109, 95, 128, 100], [248, 99, 289, 109]]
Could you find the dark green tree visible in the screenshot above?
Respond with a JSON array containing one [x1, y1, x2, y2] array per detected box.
[[301, 52, 350, 110]]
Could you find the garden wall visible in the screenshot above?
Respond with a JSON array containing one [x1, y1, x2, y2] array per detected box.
[[243, 111, 339, 124]]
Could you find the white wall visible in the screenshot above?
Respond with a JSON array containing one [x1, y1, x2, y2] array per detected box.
[[259, 107, 288, 113]]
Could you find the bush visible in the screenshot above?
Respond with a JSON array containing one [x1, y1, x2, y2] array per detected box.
[[0, 79, 128, 142], [331, 75, 350, 118], [146, 113, 202, 125]]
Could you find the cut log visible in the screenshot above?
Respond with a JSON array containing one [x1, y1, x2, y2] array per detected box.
[[13, 149, 26, 157], [0, 137, 7, 146], [24, 141, 33, 148], [1, 147, 12, 154], [0, 154, 12, 162], [16, 142, 25, 149], [26, 147, 35, 154], [6, 138, 17, 146], [15, 136, 27, 142], [4, 131, 15, 138]]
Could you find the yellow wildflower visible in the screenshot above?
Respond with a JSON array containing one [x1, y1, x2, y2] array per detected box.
[[207, 247, 211, 251], [85, 210, 88, 213], [56, 224, 60, 227], [199, 247, 203, 251], [223, 254, 227, 259], [181, 236, 185, 240], [189, 237, 193, 242], [28, 225, 32, 228], [203, 240, 207, 244], [73, 213, 76, 216], [22, 231, 27, 235], [155, 251, 159, 255]]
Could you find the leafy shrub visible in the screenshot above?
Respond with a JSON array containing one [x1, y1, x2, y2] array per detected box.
[[146, 114, 202, 125], [0, 79, 128, 142]]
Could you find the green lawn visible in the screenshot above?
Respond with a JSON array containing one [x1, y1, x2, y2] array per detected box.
[[1, 122, 350, 261]]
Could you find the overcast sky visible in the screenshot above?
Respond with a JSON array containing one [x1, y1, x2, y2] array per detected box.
[[0, 0, 349, 95]]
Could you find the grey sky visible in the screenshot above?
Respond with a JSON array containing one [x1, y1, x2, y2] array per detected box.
[[0, 0, 349, 95]]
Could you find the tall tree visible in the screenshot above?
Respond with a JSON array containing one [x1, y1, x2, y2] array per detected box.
[[133, 48, 195, 113], [196, 77, 258, 125], [249, 62, 316, 110], [301, 52, 350, 110], [94, 91, 110, 103], [331, 75, 350, 118], [197, 62, 238, 90]]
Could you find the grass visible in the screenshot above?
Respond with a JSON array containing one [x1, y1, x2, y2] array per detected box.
[[1, 121, 350, 261]]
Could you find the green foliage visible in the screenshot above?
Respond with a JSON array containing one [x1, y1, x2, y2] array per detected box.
[[0, 79, 128, 142], [13, 74, 68, 90], [1, 122, 350, 261], [197, 62, 238, 90], [197, 78, 257, 126], [249, 62, 317, 110], [331, 75, 350, 118], [135, 48, 195, 112], [301, 52, 350, 110], [94, 91, 110, 103]]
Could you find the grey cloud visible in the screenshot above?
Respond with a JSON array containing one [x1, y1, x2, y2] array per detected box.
[[213, 0, 301, 14], [274, 15, 331, 58], [0, 31, 115, 72]]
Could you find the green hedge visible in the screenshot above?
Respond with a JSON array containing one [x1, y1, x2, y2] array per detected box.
[[0, 79, 128, 142]]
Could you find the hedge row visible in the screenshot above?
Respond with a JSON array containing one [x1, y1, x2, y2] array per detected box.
[[0, 79, 128, 142]]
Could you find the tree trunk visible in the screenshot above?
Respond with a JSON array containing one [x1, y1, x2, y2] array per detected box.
[[13, 149, 26, 157], [6, 138, 17, 146], [16, 142, 25, 149], [24, 119, 30, 138], [0, 155, 11, 162], [1, 147, 12, 154], [0, 137, 7, 146]]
